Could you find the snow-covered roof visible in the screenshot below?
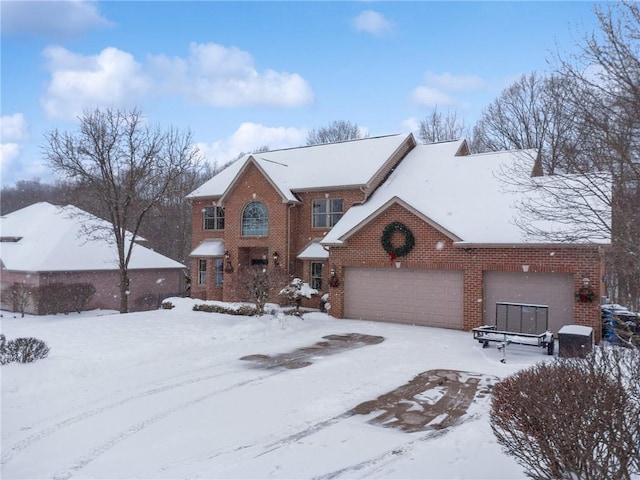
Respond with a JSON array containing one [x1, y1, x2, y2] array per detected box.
[[321, 140, 611, 246], [187, 134, 412, 201], [297, 240, 329, 260], [190, 239, 225, 257], [0, 202, 185, 272]]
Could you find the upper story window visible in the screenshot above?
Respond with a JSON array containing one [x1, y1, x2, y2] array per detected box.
[[312, 198, 344, 228], [204, 206, 224, 230], [242, 201, 268, 236]]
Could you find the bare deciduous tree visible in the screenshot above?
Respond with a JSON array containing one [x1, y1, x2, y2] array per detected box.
[[306, 120, 367, 146], [417, 107, 468, 144], [1, 282, 32, 317], [44, 107, 202, 313], [237, 265, 290, 315], [553, 1, 640, 309], [472, 72, 577, 175]]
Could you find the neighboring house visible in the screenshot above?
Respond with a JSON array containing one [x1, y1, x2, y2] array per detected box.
[[187, 134, 610, 340], [0, 202, 186, 314]]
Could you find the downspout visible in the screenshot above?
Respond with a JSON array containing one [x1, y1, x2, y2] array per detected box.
[[288, 203, 295, 274]]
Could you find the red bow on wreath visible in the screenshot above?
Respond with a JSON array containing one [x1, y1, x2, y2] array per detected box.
[[389, 251, 397, 264]]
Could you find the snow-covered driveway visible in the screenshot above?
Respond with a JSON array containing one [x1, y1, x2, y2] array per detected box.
[[1, 299, 543, 479]]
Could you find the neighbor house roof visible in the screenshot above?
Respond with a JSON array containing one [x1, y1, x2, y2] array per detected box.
[[0, 202, 186, 272], [321, 140, 612, 246], [186, 134, 415, 202]]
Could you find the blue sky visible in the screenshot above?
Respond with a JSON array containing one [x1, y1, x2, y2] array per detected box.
[[1, 1, 603, 186]]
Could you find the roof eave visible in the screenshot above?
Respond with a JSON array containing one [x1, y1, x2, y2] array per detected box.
[[218, 156, 297, 205], [323, 196, 462, 246], [453, 241, 611, 248]]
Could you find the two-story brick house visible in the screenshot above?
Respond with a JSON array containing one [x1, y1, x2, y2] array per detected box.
[[187, 134, 610, 340]]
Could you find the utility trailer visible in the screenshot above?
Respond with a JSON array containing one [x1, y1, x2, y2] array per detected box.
[[472, 302, 555, 356]]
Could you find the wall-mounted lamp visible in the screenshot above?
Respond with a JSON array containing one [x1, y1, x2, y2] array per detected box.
[[224, 250, 234, 273], [272, 251, 280, 266]]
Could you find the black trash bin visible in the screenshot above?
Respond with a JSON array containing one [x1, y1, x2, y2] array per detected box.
[[558, 325, 593, 358]]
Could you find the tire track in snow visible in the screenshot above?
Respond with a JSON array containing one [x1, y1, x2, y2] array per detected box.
[[51, 370, 284, 480], [312, 414, 481, 480], [2, 353, 246, 443], [1, 356, 265, 466], [12, 348, 346, 479]]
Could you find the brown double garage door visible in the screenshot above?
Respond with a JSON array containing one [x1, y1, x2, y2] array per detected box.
[[344, 268, 573, 334], [344, 268, 464, 329]]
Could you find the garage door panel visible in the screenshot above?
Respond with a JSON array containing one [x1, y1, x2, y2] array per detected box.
[[345, 268, 463, 329], [483, 272, 573, 335]]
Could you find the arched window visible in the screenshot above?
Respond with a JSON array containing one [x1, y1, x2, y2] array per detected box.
[[242, 201, 268, 236]]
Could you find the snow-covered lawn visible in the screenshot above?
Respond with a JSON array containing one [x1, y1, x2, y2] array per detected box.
[[1, 298, 553, 479]]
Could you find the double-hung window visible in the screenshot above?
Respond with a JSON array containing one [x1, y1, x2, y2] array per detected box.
[[198, 259, 207, 285], [312, 199, 343, 228], [242, 201, 268, 236], [213, 258, 224, 286], [204, 206, 225, 230], [311, 262, 323, 290]]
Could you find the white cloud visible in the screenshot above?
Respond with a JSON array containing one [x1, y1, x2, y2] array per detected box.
[[149, 42, 314, 108], [411, 72, 486, 108], [40, 42, 313, 119], [1, 113, 29, 142], [41, 46, 152, 120], [411, 86, 455, 107], [1, 114, 29, 185], [401, 117, 420, 133], [197, 122, 307, 168], [1, 0, 113, 38], [423, 72, 486, 92], [353, 10, 394, 37], [0, 143, 21, 180]]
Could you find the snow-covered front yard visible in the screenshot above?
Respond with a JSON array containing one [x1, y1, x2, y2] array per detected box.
[[1, 298, 554, 479]]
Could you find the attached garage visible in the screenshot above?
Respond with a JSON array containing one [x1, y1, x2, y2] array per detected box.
[[344, 268, 463, 329], [483, 271, 574, 335]]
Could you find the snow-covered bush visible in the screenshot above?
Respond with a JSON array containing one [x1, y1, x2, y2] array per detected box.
[[320, 293, 330, 312], [491, 347, 640, 480], [279, 278, 318, 312], [0, 334, 9, 365], [193, 303, 257, 316], [161, 301, 175, 309], [1, 336, 50, 364]]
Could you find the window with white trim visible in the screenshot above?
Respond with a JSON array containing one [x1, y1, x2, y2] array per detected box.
[[242, 201, 268, 236], [198, 259, 207, 285], [213, 258, 224, 285], [204, 206, 225, 230], [312, 199, 343, 228], [311, 262, 324, 290]]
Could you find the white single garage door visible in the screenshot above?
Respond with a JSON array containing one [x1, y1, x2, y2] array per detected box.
[[483, 271, 574, 335], [344, 268, 463, 329]]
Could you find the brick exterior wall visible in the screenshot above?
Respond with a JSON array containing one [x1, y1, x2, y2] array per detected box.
[[325, 203, 605, 341], [189, 165, 606, 342], [189, 161, 367, 305], [1, 268, 185, 314]]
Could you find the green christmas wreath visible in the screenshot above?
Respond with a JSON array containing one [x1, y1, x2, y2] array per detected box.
[[381, 221, 415, 259]]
